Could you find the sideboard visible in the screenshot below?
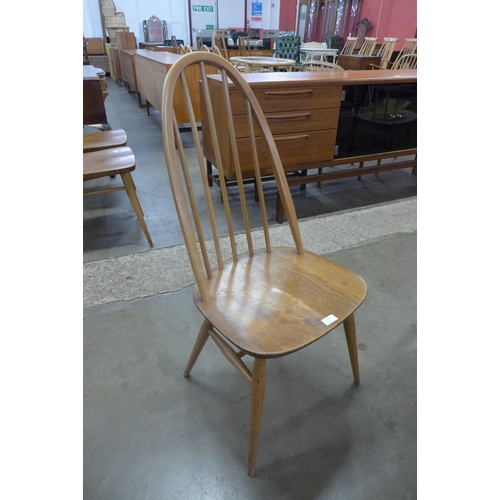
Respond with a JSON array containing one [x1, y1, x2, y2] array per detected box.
[[202, 69, 417, 222]]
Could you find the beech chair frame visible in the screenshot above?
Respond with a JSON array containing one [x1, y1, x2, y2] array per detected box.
[[160, 51, 367, 477]]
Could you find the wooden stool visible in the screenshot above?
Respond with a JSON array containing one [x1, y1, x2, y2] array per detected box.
[[83, 129, 128, 153], [83, 147, 153, 247]]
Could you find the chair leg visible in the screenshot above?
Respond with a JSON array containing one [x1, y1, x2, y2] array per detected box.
[[343, 313, 360, 384], [248, 357, 266, 477], [120, 172, 154, 247], [184, 318, 211, 377]]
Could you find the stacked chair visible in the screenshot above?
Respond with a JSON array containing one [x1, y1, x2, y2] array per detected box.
[[83, 129, 153, 247]]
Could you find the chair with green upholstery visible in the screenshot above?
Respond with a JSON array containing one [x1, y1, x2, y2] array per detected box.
[[275, 34, 302, 70]]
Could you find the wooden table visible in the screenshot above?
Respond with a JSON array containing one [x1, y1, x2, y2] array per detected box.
[[230, 56, 296, 72], [202, 69, 417, 222], [83, 65, 110, 130], [337, 54, 382, 70]]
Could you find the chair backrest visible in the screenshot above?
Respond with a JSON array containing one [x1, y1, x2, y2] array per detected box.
[[201, 45, 211, 52], [301, 61, 344, 71], [399, 38, 417, 57], [340, 37, 358, 55], [376, 37, 399, 69], [392, 53, 417, 69], [326, 35, 344, 51], [196, 36, 203, 50], [354, 18, 372, 50], [160, 52, 304, 302], [275, 34, 301, 60], [178, 44, 186, 55], [143, 15, 167, 43], [357, 37, 379, 56], [238, 36, 251, 56], [212, 29, 228, 59]]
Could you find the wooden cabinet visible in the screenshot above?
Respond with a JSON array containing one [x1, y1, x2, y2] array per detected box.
[[83, 65, 110, 129], [202, 69, 417, 222], [202, 77, 342, 179]]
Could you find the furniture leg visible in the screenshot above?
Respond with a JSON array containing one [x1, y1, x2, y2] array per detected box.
[[206, 160, 213, 187], [300, 170, 307, 191], [343, 313, 360, 384], [275, 191, 284, 224], [248, 357, 266, 477], [184, 318, 211, 377], [357, 161, 365, 181], [120, 172, 154, 247]]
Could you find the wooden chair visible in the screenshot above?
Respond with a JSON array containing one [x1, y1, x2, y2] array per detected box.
[[160, 51, 367, 477], [143, 15, 167, 44], [399, 38, 417, 57], [238, 36, 251, 56], [83, 129, 128, 153], [389, 39, 417, 69], [339, 36, 358, 56], [201, 45, 211, 52], [83, 147, 153, 247], [373, 37, 399, 69], [392, 53, 417, 69], [357, 37, 379, 56], [301, 60, 344, 71], [212, 29, 228, 59]]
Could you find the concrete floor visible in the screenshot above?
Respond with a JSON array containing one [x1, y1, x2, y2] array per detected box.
[[83, 76, 417, 498]]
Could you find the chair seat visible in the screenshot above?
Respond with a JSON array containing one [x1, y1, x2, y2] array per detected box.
[[194, 247, 367, 358], [83, 147, 135, 181], [83, 129, 128, 153]]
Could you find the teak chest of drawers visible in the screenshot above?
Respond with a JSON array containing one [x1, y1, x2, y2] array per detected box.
[[202, 69, 417, 222]]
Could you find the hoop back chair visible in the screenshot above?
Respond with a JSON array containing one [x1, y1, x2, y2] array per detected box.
[[301, 60, 344, 71], [357, 37, 379, 56], [339, 36, 358, 55], [392, 53, 417, 69], [160, 51, 367, 477]]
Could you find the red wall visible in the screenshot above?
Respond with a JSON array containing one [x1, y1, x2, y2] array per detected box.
[[280, 0, 298, 31], [279, 0, 417, 50], [359, 0, 417, 50]]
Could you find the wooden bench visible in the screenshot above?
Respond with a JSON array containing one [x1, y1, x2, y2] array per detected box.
[[83, 146, 153, 247]]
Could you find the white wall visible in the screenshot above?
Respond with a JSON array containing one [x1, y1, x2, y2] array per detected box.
[[83, 0, 281, 45], [83, 0, 190, 44]]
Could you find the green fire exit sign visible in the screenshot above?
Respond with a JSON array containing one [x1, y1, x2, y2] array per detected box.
[[193, 5, 214, 12]]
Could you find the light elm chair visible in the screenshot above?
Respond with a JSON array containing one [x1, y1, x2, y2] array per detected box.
[[83, 147, 153, 247], [160, 51, 367, 477]]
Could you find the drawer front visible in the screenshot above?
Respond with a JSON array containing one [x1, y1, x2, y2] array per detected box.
[[233, 107, 340, 137], [225, 129, 337, 176], [229, 86, 342, 114]]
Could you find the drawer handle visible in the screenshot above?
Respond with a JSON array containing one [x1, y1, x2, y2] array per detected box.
[[265, 90, 314, 98], [266, 112, 311, 121], [274, 134, 309, 142]]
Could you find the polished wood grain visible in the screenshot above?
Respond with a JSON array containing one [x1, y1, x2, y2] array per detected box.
[[133, 50, 215, 121], [83, 129, 128, 153], [203, 69, 417, 221], [161, 52, 367, 476], [83, 147, 153, 247]]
